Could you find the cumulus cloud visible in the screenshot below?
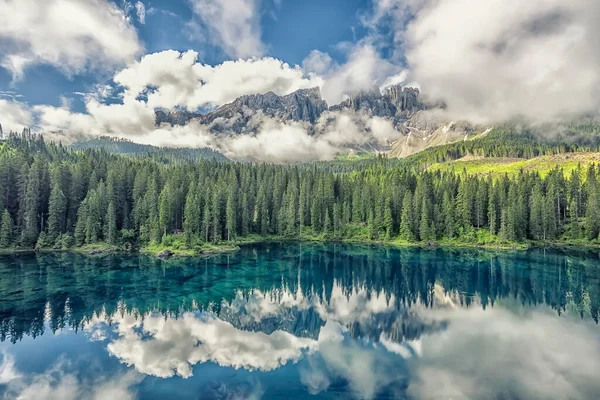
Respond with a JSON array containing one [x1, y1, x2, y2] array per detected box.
[[113, 50, 323, 110], [104, 311, 317, 378], [189, 0, 264, 58], [26, 103, 401, 163], [0, 357, 141, 400], [82, 284, 413, 399], [400, 0, 600, 123], [304, 44, 407, 105], [217, 110, 401, 162], [0, 0, 142, 80], [302, 322, 408, 400], [407, 306, 600, 399], [34, 98, 156, 139], [23, 50, 402, 163], [302, 50, 334, 76], [0, 99, 33, 133], [224, 119, 337, 163]]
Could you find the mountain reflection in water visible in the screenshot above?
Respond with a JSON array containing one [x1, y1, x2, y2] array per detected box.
[[0, 243, 598, 399]]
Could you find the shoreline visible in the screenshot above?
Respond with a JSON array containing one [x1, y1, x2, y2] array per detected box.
[[1, 236, 598, 258]]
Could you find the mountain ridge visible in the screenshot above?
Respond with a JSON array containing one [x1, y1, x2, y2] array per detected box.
[[154, 84, 481, 158], [155, 84, 426, 129]]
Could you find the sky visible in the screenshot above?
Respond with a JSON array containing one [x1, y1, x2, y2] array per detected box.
[[0, 0, 599, 160]]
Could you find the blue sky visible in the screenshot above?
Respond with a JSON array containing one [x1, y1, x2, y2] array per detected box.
[[0, 0, 376, 113]]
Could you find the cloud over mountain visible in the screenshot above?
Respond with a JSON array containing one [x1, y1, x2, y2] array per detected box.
[[113, 50, 323, 109], [1, 0, 599, 163], [401, 0, 600, 123]]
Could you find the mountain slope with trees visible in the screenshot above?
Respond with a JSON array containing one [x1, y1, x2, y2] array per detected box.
[[70, 136, 226, 162], [0, 131, 599, 254]]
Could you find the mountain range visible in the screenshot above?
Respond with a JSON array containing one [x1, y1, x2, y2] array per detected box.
[[154, 84, 483, 157], [155, 85, 424, 129]]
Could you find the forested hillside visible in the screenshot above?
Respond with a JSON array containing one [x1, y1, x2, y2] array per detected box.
[[71, 136, 227, 162], [406, 126, 600, 166], [0, 131, 600, 252]]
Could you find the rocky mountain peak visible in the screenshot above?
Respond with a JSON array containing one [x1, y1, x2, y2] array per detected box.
[[329, 84, 422, 118], [385, 86, 422, 112], [154, 84, 425, 131]]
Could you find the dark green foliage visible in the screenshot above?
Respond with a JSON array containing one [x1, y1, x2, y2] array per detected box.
[[0, 209, 13, 248], [70, 136, 226, 162], [0, 132, 599, 248]]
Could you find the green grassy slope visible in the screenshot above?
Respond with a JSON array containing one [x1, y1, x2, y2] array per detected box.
[[427, 153, 600, 178]]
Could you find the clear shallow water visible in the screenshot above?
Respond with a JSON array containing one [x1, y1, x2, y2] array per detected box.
[[0, 243, 599, 400]]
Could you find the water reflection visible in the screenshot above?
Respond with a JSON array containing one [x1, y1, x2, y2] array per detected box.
[[0, 243, 599, 399]]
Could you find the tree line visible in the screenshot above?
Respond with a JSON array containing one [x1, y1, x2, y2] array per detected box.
[[0, 132, 600, 250]]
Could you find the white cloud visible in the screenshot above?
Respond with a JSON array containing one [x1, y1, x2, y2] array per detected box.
[[1, 357, 141, 400], [225, 119, 338, 163], [309, 45, 407, 105], [401, 0, 600, 123], [13, 92, 402, 163], [0, 352, 21, 384], [407, 306, 600, 399], [189, 0, 264, 58], [0, 98, 33, 133], [302, 50, 334, 76], [303, 322, 405, 400], [103, 311, 317, 378], [113, 50, 323, 110], [135, 1, 146, 24], [0, 0, 142, 79], [1, 43, 407, 162], [218, 110, 401, 163]]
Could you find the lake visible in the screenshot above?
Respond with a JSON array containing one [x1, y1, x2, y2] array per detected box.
[[0, 243, 599, 399]]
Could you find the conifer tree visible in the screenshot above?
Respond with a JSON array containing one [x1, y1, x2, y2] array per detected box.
[[419, 198, 434, 241], [106, 201, 117, 245], [226, 190, 236, 241], [529, 184, 544, 240], [542, 194, 557, 240], [183, 182, 200, 245], [442, 192, 455, 239], [399, 192, 415, 241], [212, 190, 221, 242], [47, 169, 67, 242], [323, 209, 332, 239], [384, 198, 393, 240], [241, 193, 250, 237], [74, 199, 88, 246], [0, 209, 13, 248], [22, 160, 41, 246], [202, 198, 212, 243]]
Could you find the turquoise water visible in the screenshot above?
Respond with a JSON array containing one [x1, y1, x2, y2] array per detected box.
[[0, 243, 599, 399]]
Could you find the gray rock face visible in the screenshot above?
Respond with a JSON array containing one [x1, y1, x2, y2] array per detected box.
[[155, 87, 329, 132], [329, 86, 397, 117], [201, 87, 329, 133], [281, 87, 329, 123], [386, 86, 423, 114], [155, 110, 196, 126], [154, 84, 424, 129], [329, 85, 424, 119]]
